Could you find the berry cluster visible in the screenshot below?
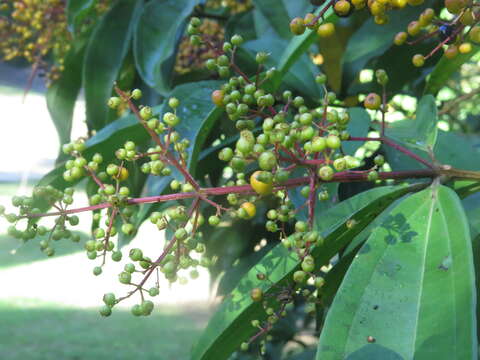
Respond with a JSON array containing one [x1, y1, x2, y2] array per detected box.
[[393, 1, 480, 67], [0, 0, 110, 83], [290, 0, 429, 39], [205, 0, 252, 14], [3, 7, 467, 358]]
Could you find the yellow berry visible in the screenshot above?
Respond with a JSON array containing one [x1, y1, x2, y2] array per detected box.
[[444, 45, 458, 59], [459, 42, 472, 54], [317, 23, 335, 38], [412, 54, 425, 67], [241, 202, 257, 219], [394, 32, 407, 45], [250, 171, 273, 196], [115, 168, 129, 181]]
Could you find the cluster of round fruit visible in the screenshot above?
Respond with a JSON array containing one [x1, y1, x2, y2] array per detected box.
[[394, 2, 479, 67], [290, 0, 428, 38], [0, 0, 70, 81], [1, 185, 81, 257], [0, 0, 110, 82], [205, 0, 252, 14], [175, 19, 225, 75]]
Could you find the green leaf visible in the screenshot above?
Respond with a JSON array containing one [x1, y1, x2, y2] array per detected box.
[[46, 41, 85, 151], [317, 185, 477, 360], [386, 95, 437, 152], [133, 0, 197, 95], [274, 5, 336, 91], [415, 94, 438, 150], [251, 0, 292, 39], [66, 0, 95, 32], [191, 184, 416, 360], [83, 0, 142, 130], [343, 107, 371, 155], [424, 44, 480, 95], [342, 1, 434, 85], [384, 129, 480, 172]]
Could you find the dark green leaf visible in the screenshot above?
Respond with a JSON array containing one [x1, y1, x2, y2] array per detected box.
[[424, 45, 480, 95], [134, 0, 197, 95], [83, 0, 142, 130], [66, 0, 95, 32], [47, 41, 85, 152], [191, 184, 415, 360], [317, 185, 477, 360], [252, 0, 292, 39], [343, 107, 371, 155], [274, 5, 335, 91]]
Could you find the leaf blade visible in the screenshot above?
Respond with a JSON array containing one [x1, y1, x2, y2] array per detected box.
[[317, 185, 477, 360]]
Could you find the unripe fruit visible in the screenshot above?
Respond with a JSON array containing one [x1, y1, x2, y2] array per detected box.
[[118, 271, 131, 284], [258, 151, 277, 171], [326, 134, 341, 149], [131, 89, 142, 100], [394, 32, 407, 46], [250, 287, 263, 302], [131, 304, 143, 317], [103, 293, 116, 306], [318, 166, 334, 181], [107, 97, 121, 109], [364, 93, 382, 110], [293, 270, 307, 283], [469, 27, 480, 44], [374, 154, 385, 166], [317, 23, 335, 38], [208, 215, 220, 226], [163, 112, 180, 127], [290, 17, 306, 35], [240, 202, 257, 219], [99, 305, 112, 317], [139, 106, 153, 120], [129, 248, 143, 261], [236, 130, 255, 155], [231, 34, 244, 46], [311, 136, 327, 152], [444, 0, 467, 14], [250, 171, 273, 196]]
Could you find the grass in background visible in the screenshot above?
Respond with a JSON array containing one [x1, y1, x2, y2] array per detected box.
[[0, 299, 208, 360]]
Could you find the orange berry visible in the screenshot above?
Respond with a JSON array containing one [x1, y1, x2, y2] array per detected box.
[[211, 90, 224, 107], [241, 202, 257, 219], [444, 45, 458, 59]]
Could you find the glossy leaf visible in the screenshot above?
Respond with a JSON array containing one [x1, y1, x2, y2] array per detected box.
[[134, 0, 197, 95], [252, 0, 292, 39], [191, 185, 415, 360], [317, 185, 477, 360], [386, 95, 437, 152], [66, 0, 95, 32], [83, 0, 142, 130], [46, 41, 85, 151], [424, 44, 480, 95], [343, 107, 371, 155], [384, 128, 480, 172], [342, 1, 434, 86], [274, 5, 335, 91]]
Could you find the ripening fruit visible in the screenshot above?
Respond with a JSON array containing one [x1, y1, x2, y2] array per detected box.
[[364, 93, 382, 110], [290, 17, 306, 35], [211, 90, 224, 107], [250, 171, 273, 196], [317, 23, 335, 38], [444, 0, 467, 14], [412, 54, 425, 67], [444, 45, 458, 59], [241, 202, 257, 219], [250, 287, 263, 302], [469, 27, 480, 44], [318, 165, 334, 181], [334, 0, 353, 17], [407, 21, 421, 37], [394, 32, 407, 45], [459, 42, 472, 54]]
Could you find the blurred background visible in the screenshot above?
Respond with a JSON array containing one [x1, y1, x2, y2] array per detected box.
[[0, 61, 212, 360]]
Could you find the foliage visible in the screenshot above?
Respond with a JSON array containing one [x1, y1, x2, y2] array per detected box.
[[1, 0, 480, 359]]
